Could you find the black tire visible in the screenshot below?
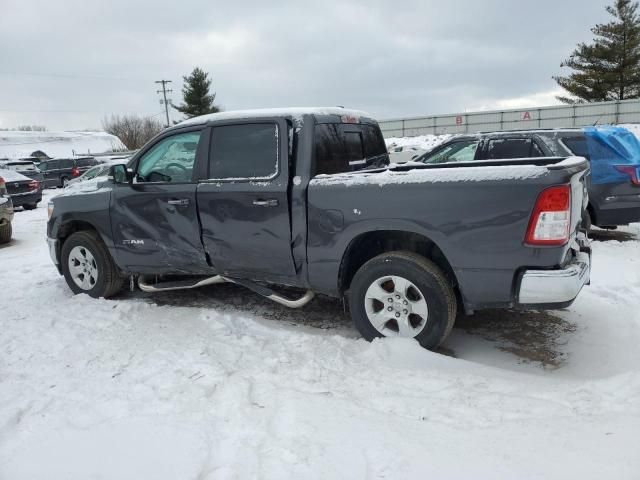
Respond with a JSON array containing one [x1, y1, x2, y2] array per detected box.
[[60, 177, 69, 188], [0, 222, 11, 244], [348, 251, 457, 350], [22, 203, 37, 210], [61, 231, 124, 298]]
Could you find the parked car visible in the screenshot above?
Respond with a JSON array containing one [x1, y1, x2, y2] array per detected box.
[[38, 157, 102, 188], [66, 159, 128, 188], [0, 174, 14, 243], [415, 128, 640, 228], [0, 159, 45, 183], [0, 168, 42, 210], [46, 108, 591, 351]]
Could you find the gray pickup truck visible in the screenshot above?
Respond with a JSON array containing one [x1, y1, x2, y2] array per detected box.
[[47, 108, 591, 350]]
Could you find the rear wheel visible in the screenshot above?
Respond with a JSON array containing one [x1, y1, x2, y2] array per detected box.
[[348, 251, 457, 350], [0, 222, 12, 244], [61, 231, 124, 298], [61, 177, 69, 188]]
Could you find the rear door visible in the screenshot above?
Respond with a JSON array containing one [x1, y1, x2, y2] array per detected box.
[[110, 127, 210, 274], [39, 160, 58, 187], [196, 118, 297, 283]]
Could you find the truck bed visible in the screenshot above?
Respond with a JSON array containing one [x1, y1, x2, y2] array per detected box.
[[306, 156, 589, 310]]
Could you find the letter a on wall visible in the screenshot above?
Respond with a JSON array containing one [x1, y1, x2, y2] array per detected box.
[[523, 111, 532, 121], [456, 116, 463, 125]]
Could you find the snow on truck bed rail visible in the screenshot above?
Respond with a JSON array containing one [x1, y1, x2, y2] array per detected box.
[[311, 157, 584, 188]]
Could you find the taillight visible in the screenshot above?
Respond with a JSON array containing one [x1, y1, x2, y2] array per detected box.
[[525, 185, 571, 246], [0, 176, 5, 194], [28, 180, 40, 191], [72, 167, 80, 177], [614, 165, 640, 185]]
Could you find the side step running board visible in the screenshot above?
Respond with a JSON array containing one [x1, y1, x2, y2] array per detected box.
[[230, 278, 315, 308], [138, 275, 229, 292], [137, 274, 315, 309]]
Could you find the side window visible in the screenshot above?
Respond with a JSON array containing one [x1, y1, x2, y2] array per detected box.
[[314, 124, 389, 175], [38, 162, 48, 171], [60, 160, 74, 169], [49, 160, 61, 169], [136, 131, 202, 183], [486, 138, 542, 159], [76, 158, 97, 167], [209, 123, 278, 179], [421, 140, 479, 164]]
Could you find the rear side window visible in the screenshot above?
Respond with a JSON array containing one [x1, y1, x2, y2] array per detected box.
[[562, 136, 590, 159], [209, 123, 278, 179], [59, 159, 74, 169], [486, 138, 544, 159], [314, 124, 388, 175], [76, 158, 97, 167]]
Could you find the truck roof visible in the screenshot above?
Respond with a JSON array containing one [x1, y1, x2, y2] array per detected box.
[[177, 107, 376, 127]]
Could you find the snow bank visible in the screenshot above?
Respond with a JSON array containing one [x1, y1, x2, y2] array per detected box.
[[0, 131, 126, 159], [385, 134, 452, 152], [1, 192, 639, 479]]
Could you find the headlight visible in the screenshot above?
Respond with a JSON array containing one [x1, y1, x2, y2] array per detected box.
[[47, 202, 54, 220]]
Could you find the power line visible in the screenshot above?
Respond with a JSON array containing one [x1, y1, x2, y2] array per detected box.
[[155, 80, 173, 127]]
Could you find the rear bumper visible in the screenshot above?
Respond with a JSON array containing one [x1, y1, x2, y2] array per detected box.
[[10, 191, 42, 207], [592, 194, 640, 226], [517, 251, 590, 307]]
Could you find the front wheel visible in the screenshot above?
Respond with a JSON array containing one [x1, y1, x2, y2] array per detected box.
[[349, 251, 457, 350], [22, 203, 37, 210], [61, 231, 124, 298]]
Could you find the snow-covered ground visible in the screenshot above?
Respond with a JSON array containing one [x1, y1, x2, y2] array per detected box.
[[1, 191, 639, 479], [0, 131, 126, 159]]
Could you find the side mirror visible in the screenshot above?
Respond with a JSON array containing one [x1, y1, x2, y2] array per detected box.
[[109, 164, 132, 184]]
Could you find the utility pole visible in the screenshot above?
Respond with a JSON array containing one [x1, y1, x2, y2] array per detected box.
[[155, 80, 172, 127]]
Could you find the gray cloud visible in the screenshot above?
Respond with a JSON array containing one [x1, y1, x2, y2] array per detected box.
[[0, 0, 608, 130]]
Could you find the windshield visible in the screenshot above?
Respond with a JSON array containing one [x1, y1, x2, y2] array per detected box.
[[420, 140, 479, 164]]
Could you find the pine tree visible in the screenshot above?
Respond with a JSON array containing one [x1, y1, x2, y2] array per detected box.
[[554, 0, 640, 103], [172, 67, 221, 118]]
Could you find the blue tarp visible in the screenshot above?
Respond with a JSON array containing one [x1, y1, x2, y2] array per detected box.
[[583, 126, 640, 184]]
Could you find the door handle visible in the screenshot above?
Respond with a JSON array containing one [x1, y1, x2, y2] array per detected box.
[[252, 199, 278, 207], [167, 198, 190, 206]]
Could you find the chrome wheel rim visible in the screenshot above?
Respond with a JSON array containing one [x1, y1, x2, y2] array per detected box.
[[364, 275, 429, 337], [68, 246, 98, 290]]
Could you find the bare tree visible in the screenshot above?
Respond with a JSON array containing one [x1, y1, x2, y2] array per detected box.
[[102, 114, 164, 150]]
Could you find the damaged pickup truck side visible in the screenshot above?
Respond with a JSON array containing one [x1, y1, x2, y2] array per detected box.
[[47, 108, 591, 350]]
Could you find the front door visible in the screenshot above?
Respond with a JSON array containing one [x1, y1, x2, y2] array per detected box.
[[196, 119, 297, 283], [110, 128, 210, 274]]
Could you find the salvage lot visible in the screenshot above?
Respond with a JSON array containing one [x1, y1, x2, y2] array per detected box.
[[1, 191, 639, 479]]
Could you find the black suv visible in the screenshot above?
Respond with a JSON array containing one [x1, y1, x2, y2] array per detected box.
[[38, 157, 101, 188], [416, 129, 640, 228]]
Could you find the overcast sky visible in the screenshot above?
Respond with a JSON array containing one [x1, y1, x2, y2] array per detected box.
[[0, 0, 609, 131]]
